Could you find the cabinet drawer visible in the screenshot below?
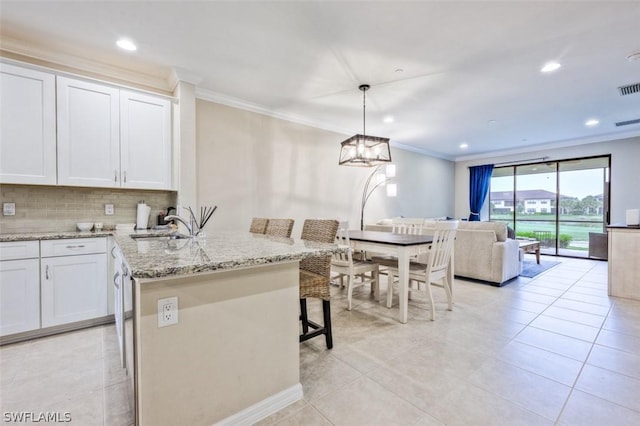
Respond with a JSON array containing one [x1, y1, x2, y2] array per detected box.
[[0, 241, 40, 261], [41, 238, 107, 257]]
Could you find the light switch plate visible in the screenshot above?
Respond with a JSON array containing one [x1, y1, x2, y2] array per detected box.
[[3, 203, 15, 216], [105, 204, 114, 215]]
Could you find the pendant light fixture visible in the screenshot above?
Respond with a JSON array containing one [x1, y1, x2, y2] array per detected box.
[[338, 84, 392, 166]]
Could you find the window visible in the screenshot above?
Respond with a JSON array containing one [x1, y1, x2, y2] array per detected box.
[[489, 155, 610, 258]]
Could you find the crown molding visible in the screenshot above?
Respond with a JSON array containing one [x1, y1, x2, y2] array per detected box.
[[389, 142, 454, 161], [168, 67, 204, 91], [0, 33, 172, 93], [196, 87, 353, 136], [196, 87, 455, 161], [454, 129, 640, 163]]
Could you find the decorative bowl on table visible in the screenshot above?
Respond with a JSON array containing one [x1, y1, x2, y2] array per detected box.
[[77, 222, 93, 232]]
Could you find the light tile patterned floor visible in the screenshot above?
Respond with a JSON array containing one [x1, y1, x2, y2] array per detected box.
[[0, 324, 132, 425], [261, 255, 640, 426], [2, 255, 639, 425]]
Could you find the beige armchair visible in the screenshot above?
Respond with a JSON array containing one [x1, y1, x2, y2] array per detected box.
[[365, 219, 522, 286], [453, 221, 521, 285]]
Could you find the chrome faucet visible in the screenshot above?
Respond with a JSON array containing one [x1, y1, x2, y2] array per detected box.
[[164, 214, 199, 237]]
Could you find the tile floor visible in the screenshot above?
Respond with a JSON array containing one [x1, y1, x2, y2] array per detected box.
[[1, 255, 639, 425], [260, 255, 640, 426], [0, 324, 132, 425]]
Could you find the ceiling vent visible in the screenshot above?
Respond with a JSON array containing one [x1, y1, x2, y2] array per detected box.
[[615, 118, 640, 127], [618, 82, 640, 96]]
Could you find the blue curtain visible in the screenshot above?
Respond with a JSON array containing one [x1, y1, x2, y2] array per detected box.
[[469, 164, 494, 221]]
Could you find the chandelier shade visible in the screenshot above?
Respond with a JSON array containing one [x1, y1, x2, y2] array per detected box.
[[339, 134, 392, 166], [338, 84, 392, 167]]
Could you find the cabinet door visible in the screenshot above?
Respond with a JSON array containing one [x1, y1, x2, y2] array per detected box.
[[41, 253, 107, 327], [120, 90, 172, 189], [57, 77, 120, 187], [0, 259, 40, 336], [0, 63, 56, 185]]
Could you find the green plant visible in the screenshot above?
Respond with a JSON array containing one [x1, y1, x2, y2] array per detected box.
[[516, 231, 536, 239], [559, 233, 573, 248]]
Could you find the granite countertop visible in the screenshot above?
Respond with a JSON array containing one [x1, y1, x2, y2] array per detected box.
[[606, 224, 640, 229], [0, 229, 345, 280], [112, 231, 345, 280], [0, 230, 114, 242]]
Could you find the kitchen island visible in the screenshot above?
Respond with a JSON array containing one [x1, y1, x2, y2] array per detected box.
[[113, 231, 342, 426], [607, 224, 640, 301]]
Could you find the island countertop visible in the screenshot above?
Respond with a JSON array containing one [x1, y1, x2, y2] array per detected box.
[[0, 229, 345, 280], [113, 231, 345, 280]]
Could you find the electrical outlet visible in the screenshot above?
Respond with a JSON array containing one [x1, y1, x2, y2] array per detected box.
[[3, 203, 15, 216], [157, 297, 179, 327], [105, 204, 115, 215]]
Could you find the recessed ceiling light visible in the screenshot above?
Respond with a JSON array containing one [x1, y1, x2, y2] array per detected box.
[[521, 138, 528, 142], [383, 116, 394, 123], [459, 143, 468, 149], [488, 120, 497, 124], [541, 62, 561, 73], [395, 68, 404, 73], [585, 119, 600, 127], [116, 38, 137, 51]]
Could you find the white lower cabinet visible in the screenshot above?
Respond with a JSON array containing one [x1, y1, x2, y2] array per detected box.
[[40, 238, 107, 328], [0, 258, 40, 336]]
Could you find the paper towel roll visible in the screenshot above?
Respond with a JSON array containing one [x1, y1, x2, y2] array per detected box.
[[626, 209, 640, 226], [136, 203, 151, 230]]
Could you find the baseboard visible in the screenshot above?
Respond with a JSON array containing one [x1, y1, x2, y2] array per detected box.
[[0, 315, 115, 346], [213, 383, 303, 426]]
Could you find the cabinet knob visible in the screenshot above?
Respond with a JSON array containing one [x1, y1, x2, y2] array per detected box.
[[66, 245, 85, 249]]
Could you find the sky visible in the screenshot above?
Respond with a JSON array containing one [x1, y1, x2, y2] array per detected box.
[[491, 168, 605, 199]]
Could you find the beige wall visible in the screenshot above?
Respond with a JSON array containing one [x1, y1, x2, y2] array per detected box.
[[136, 262, 300, 425], [0, 184, 176, 233], [196, 99, 455, 235], [454, 137, 640, 224]]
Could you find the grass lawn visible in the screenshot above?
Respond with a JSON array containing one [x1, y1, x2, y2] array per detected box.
[[491, 213, 605, 251]]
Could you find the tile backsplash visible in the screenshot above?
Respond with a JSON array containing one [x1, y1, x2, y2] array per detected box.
[[0, 184, 177, 233]]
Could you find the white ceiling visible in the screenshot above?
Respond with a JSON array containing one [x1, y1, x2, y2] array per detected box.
[[2, 1, 639, 160]]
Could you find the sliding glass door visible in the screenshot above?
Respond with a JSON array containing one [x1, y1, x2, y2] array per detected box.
[[489, 155, 610, 258], [557, 157, 610, 257], [515, 163, 557, 255]]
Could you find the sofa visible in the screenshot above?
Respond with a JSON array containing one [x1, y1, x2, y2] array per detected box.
[[364, 218, 522, 286], [453, 221, 521, 285]]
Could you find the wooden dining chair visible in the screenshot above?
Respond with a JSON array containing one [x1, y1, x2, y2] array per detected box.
[[331, 221, 380, 310], [391, 217, 425, 235], [299, 219, 339, 349], [249, 217, 269, 234], [265, 218, 294, 238], [371, 217, 426, 268], [385, 220, 458, 320]]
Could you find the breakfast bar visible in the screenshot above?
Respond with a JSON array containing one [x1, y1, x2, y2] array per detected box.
[[113, 231, 343, 426]]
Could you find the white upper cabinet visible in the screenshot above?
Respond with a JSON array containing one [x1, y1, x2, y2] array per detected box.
[[57, 76, 172, 190], [57, 76, 121, 187], [0, 63, 57, 185], [2, 63, 173, 190], [120, 90, 172, 189]]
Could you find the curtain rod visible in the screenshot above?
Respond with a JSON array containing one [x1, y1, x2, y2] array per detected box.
[[487, 156, 550, 167]]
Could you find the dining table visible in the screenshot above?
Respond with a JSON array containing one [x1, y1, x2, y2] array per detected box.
[[348, 230, 452, 324]]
